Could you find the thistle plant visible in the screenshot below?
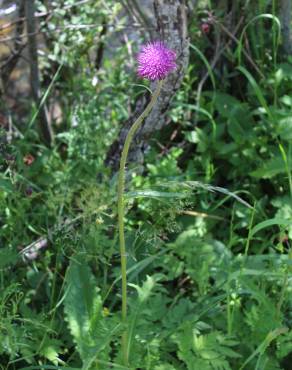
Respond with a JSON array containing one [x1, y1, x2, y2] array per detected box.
[[117, 41, 176, 365]]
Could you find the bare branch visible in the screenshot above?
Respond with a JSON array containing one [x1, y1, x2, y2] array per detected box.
[[211, 14, 264, 78]]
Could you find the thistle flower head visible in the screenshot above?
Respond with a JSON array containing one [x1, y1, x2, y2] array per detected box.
[[137, 41, 177, 81]]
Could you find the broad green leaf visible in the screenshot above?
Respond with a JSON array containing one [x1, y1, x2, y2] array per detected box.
[[280, 95, 292, 106], [277, 63, 292, 80], [64, 257, 102, 366], [250, 155, 292, 179], [277, 116, 292, 141], [64, 256, 121, 369], [214, 93, 241, 118]]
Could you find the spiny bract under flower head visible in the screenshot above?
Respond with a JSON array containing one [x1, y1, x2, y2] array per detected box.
[[137, 41, 177, 81]]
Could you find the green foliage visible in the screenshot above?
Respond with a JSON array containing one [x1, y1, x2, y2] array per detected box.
[[1, 0, 292, 369], [64, 256, 122, 369], [174, 327, 240, 370]]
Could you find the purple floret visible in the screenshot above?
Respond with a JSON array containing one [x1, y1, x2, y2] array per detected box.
[[137, 41, 177, 81]]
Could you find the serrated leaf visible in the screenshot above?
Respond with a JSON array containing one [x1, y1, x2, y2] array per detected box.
[[39, 338, 63, 365], [64, 256, 121, 369], [129, 275, 161, 303]]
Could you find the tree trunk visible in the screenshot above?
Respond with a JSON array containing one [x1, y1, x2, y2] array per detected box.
[[105, 0, 189, 172], [280, 0, 292, 55], [25, 0, 53, 146]]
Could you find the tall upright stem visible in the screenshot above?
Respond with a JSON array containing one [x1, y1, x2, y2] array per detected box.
[[117, 80, 163, 365]]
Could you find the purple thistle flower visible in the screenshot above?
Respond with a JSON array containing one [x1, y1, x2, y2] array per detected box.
[[137, 41, 177, 81]]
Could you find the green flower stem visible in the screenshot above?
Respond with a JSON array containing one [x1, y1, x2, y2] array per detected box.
[[117, 79, 163, 365]]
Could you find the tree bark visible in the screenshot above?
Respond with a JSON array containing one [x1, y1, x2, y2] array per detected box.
[[25, 0, 53, 146], [280, 0, 292, 55], [105, 0, 189, 172]]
